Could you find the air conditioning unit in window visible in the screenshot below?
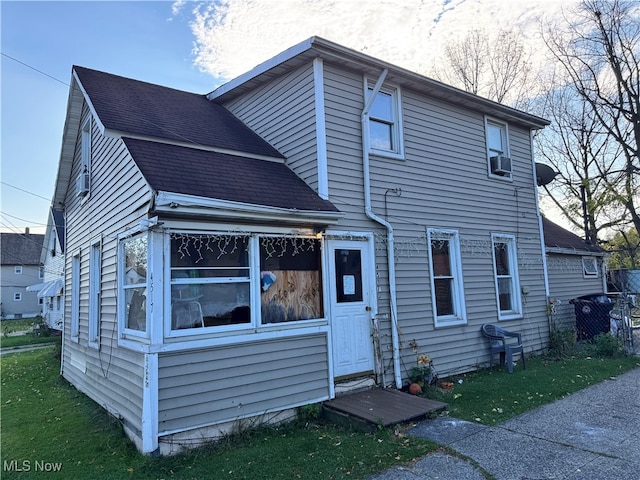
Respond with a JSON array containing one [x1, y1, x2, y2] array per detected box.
[[76, 172, 90, 197], [490, 155, 512, 176]]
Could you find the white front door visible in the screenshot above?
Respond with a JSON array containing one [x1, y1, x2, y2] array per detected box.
[[328, 239, 375, 378]]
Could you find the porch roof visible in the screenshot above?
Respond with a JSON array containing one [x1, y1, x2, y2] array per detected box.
[[124, 137, 340, 214], [542, 217, 604, 255]]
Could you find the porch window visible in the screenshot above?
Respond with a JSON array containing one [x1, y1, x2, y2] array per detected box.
[[582, 257, 598, 277], [492, 234, 522, 319], [260, 237, 323, 323], [170, 234, 251, 330], [427, 229, 466, 327], [121, 234, 148, 332]]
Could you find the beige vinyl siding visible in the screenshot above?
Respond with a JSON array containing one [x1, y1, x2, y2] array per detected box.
[[547, 253, 606, 330], [62, 103, 153, 436], [157, 334, 330, 433], [322, 62, 548, 377], [223, 63, 319, 189]]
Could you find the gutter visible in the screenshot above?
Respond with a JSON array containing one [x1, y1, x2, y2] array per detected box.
[[361, 69, 402, 389]]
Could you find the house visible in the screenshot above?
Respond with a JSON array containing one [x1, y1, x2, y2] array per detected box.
[[1, 230, 45, 319], [36, 209, 66, 330], [543, 216, 608, 334], [53, 37, 550, 454]]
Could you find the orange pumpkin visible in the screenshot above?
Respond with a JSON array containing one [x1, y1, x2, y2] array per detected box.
[[409, 383, 422, 395]]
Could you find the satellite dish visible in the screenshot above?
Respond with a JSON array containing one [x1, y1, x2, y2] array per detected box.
[[535, 163, 557, 186]]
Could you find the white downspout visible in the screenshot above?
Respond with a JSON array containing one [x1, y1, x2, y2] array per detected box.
[[531, 131, 550, 301], [361, 69, 402, 389]]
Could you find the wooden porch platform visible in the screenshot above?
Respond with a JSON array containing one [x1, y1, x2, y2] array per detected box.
[[323, 389, 447, 431]]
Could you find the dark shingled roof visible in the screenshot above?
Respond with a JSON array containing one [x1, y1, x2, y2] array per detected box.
[[123, 138, 339, 213], [542, 217, 604, 254], [1, 233, 45, 265], [74, 66, 282, 159]]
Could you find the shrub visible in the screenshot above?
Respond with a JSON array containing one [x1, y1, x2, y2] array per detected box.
[[593, 332, 622, 357]]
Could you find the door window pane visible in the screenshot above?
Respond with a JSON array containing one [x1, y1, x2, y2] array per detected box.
[[335, 249, 363, 303]]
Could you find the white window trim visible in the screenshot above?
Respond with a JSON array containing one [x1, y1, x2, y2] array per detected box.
[[491, 234, 522, 320], [365, 79, 405, 160], [582, 257, 599, 278], [118, 231, 150, 341], [88, 238, 101, 349], [164, 232, 327, 339], [427, 228, 467, 327], [485, 116, 512, 181], [14, 292, 22, 301], [70, 250, 80, 342], [14, 266, 23, 275]]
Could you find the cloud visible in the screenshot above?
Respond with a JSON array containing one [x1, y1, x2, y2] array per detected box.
[[186, 0, 581, 85]]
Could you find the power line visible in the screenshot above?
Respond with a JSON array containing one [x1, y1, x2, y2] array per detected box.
[[1, 181, 52, 201], [1, 52, 69, 87], [1, 211, 46, 226]]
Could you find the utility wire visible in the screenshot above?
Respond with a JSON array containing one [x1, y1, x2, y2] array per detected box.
[[1, 52, 69, 87], [1, 181, 52, 201]]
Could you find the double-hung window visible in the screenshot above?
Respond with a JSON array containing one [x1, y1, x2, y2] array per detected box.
[[366, 81, 404, 158], [485, 118, 512, 179], [492, 234, 522, 319], [88, 240, 101, 348], [70, 251, 80, 341], [427, 229, 466, 327]]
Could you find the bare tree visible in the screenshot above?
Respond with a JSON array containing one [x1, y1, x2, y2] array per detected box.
[[543, 0, 640, 239], [432, 28, 533, 109], [536, 82, 627, 243]]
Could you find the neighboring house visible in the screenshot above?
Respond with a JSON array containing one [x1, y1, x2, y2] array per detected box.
[[1, 230, 45, 319], [37, 209, 66, 330], [543, 216, 607, 331], [53, 37, 550, 454]]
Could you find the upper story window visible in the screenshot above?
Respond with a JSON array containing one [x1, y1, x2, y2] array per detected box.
[[14, 292, 22, 301], [485, 118, 512, 180], [492, 234, 522, 319], [427, 229, 466, 327], [366, 81, 404, 159], [39, 266, 45, 279], [14, 266, 23, 275], [76, 117, 91, 198]]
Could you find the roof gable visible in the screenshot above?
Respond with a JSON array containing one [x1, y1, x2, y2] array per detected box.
[[123, 137, 338, 213], [542, 217, 604, 254], [73, 66, 283, 159]]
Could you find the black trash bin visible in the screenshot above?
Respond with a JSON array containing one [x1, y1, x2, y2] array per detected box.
[[569, 293, 613, 341]]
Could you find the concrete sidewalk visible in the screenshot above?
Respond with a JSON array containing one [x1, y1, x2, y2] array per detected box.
[[369, 367, 640, 480]]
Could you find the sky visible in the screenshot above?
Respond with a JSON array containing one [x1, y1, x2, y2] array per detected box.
[[1, 0, 581, 235]]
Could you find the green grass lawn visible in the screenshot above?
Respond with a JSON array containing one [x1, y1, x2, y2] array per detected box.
[[424, 352, 640, 425], [0, 347, 436, 480], [1, 343, 638, 479]]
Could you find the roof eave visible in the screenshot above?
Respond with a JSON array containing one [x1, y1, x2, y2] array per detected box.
[[546, 246, 606, 256], [209, 36, 549, 130], [154, 191, 344, 226]]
